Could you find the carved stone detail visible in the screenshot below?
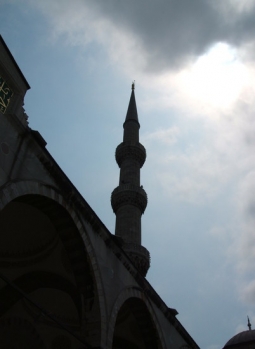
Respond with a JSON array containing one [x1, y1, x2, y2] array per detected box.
[[123, 243, 150, 276], [115, 142, 146, 168], [111, 184, 147, 214]]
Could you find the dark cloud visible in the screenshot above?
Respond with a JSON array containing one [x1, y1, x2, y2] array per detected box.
[[85, 0, 255, 71]]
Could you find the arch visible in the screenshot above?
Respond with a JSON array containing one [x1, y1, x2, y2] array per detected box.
[[0, 180, 107, 347], [13, 194, 95, 307], [0, 271, 82, 319], [108, 287, 166, 349]]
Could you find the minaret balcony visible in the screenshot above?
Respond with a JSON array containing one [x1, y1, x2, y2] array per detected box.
[[123, 242, 150, 277], [115, 142, 146, 168], [111, 184, 147, 214]]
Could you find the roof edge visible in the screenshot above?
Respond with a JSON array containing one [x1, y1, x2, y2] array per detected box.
[[0, 35, 30, 90]]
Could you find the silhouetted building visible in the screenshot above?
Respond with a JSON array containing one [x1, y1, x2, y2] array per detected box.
[[223, 319, 255, 349], [0, 35, 199, 349]]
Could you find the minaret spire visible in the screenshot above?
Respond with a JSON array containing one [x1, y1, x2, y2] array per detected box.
[[248, 316, 252, 330], [111, 83, 150, 276], [125, 82, 139, 124]]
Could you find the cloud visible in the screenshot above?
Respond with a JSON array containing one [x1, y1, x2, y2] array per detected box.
[[30, 0, 255, 76], [240, 279, 255, 304], [56, 0, 255, 73], [145, 97, 255, 203], [234, 172, 255, 275], [86, 0, 220, 70], [27, 0, 255, 130], [81, 0, 255, 72], [144, 126, 179, 145], [30, 0, 147, 77]]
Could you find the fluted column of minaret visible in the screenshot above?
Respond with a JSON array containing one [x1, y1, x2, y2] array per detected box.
[[111, 83, 150, 276]]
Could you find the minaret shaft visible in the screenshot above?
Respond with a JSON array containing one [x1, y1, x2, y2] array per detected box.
[[123, 121, 139, 143], [115, 205, 141, 245], [119, 159, 140, 185]]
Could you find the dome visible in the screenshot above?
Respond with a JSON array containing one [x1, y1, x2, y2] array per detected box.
[[223, 330, 255, 349]]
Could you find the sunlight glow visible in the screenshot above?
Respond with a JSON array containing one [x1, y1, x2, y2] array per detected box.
[[179, 43, 248, 110]]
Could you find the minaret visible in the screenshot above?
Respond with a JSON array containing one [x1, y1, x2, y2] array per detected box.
[[248, 316, 252, 331], [111, 83, 150, 276]]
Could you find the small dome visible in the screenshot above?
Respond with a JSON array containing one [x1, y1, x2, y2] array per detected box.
[[223, 330, 255, 348]]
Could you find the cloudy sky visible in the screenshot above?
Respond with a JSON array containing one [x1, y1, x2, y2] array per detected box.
[[2, 1, 255, 348]]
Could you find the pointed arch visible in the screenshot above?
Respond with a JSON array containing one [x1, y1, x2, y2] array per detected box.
[[107, 287, 166, 349], [0, 180, 107, 347]]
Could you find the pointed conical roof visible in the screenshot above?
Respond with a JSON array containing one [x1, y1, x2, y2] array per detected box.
[[124, 84, 139, 124]]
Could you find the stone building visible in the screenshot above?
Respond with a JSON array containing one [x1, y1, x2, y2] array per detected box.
[[0, 35, 199, 349]]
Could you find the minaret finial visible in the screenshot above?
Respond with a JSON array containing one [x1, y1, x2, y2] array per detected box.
[[248, 316, 252, 330], [132, 80, 135, 90]]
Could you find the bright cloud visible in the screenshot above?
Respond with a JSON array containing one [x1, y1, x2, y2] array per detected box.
[[33, 0, 147, 75], [177, 43, 248, 111], [144, 127, 179, 145]]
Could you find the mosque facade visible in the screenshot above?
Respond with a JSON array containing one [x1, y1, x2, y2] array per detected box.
[[0, 35, 202, 348]]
